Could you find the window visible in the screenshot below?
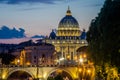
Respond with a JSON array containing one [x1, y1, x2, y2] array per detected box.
[[34, 60, 36, 63], [34, 56, 36, 59]]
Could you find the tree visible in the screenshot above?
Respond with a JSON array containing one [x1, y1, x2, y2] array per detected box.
[[47, 77, 55, 80], [54, 74, 63, 80], [87, 0, 120, 79], [0, 53, 16, 65]]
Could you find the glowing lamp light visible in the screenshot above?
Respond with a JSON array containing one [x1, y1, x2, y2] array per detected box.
[[2, 74, 6, 79], [80, 55, 82, 58], [74, 56, 77, 60], [43, 73, 47, 78], [79, 68, 82, 72], [67, 55, 70, 59], [79, 58, 83, 63], [26, 62, 30, 65], [17, 59, 20, 63], [81, 41, 84, 44], [59, 57, 64, 61], [87, 69, 91, 74], [83, 54, 86, 58]]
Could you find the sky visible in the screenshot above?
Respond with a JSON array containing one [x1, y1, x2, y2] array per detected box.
[[0, 0, 105, 43]]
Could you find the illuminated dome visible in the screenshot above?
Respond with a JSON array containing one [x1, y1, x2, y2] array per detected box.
[[57, 6, 81, 37]]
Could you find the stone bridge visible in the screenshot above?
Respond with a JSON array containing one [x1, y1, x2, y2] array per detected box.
[[0, 65, 95, 80]]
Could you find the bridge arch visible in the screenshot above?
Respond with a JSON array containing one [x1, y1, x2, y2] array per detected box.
[[6, 68, 35, 79], [46, 68, 74, 80]]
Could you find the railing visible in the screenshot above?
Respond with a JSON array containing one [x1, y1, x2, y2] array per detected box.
[[0, 64, 93, 68], [0, 64, 79, 68]]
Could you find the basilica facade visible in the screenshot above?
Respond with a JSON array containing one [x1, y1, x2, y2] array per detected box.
[[45, 7, 88, 65]]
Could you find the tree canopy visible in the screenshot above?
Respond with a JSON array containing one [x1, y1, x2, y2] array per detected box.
[[87, 0, 120, 78], [0, 53, 15, 65], [87, 0, 120, 66]]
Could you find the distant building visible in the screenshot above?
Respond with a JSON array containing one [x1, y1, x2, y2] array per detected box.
[[23, 43, 55, 66], [45, 6, 88, 65]]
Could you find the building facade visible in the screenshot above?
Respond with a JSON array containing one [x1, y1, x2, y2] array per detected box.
[[23, 43, 55, 66], [45, 7, 88, 65]]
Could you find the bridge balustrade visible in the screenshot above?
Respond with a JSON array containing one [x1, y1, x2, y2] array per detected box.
[[0, 64, 79, 68]]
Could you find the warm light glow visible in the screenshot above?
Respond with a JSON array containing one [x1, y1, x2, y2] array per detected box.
[[81, 41, 84, 44], [2, 74, 6, 79], [72, 72, 77, 79], [20, 49, 26, 65], [80, 55, 82, 58], [79, 58, 83, 63], [43, 72, 47, 78], [87, 69, 91, 74], [67, 55, 70, 59], [59, 57, 64, 61], [74, 56, 77, 60], [38, 75, 42, 78], [79, 68, 82, 72], [57, 70, 62, 73], [63, 41, 65, 43], [26, 61, 31, 65], [52, 41, 54, 44], [17, 59, 20, 63], [83, 54, 86, 58]]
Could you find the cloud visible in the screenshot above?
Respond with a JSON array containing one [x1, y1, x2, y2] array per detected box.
[[31, 35, 45, 39], [19, 7, 43, 11], [0, 0, 64, 4], [0, 26, 26, 39]]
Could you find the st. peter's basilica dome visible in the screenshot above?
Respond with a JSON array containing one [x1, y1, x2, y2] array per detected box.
[[57, 6, 81, 37]]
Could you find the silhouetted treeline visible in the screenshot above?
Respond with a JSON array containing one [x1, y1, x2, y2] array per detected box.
[[87, 0, 120, 71]]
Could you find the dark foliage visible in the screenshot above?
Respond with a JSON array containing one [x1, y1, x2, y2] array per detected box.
[[54, 74, 63, 80], [0, 53, 16, 65], [87, 0, 120, 68]]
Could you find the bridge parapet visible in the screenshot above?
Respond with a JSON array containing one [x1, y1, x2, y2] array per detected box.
[[0, 64, 94, 80], [0, 64, 78, 68]]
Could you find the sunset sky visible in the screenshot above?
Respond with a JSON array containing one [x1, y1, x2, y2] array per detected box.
[[0, 0, 105, 40]]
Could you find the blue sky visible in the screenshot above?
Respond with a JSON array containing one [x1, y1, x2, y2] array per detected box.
[[0, 0, 105, 38]]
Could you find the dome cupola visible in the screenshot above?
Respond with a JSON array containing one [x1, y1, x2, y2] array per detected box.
[[57, 6, 81, 37]]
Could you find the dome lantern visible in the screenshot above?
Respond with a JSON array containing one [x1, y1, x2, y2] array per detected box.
[[66, 6, 71, 16]]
